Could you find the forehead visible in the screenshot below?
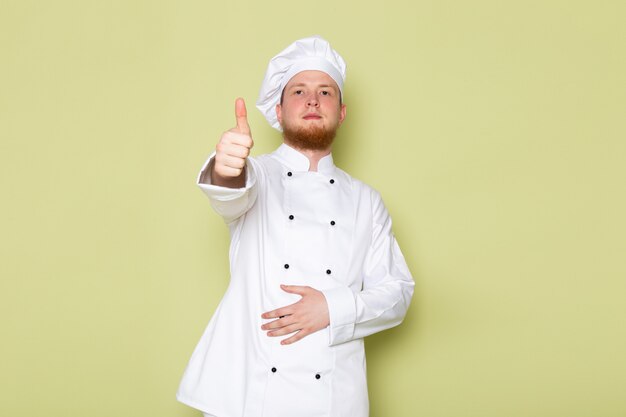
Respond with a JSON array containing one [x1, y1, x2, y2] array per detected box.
[[284, 70, 339, 90]]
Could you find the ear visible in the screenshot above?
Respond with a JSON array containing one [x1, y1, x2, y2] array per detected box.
[[338, 103, 346, 125], [275, 103, 283, 125]]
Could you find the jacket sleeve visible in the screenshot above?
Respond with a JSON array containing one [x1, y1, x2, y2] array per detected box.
[[322, 190, 415, 346], [196, 152, 259, 224]]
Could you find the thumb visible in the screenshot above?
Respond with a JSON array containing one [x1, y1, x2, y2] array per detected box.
[[280, 284, 307, 295], [235, 97, 251, 135]]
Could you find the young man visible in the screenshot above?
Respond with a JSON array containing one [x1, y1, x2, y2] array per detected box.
[[177, 36, 414, 417]]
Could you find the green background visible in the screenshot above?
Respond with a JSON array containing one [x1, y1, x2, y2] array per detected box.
[[1, 1, 624, 416]]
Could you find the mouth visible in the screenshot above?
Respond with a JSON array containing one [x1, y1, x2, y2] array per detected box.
[[303, 113, 322, 120]]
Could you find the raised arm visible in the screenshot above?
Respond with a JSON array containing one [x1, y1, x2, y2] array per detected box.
[[197, 98, 259, 224]]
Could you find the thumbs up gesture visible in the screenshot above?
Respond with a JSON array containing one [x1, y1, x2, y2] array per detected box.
[[212, 98, 254, 187]]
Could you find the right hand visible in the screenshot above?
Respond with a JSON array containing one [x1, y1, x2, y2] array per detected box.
[[214, 98, 254, 179]]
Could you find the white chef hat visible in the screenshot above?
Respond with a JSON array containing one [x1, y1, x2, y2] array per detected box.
[[256, 35, 347, 131]]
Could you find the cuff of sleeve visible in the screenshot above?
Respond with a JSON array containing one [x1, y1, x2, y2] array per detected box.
[[196, 152, 257, 201], [321, 285, 357, 346]]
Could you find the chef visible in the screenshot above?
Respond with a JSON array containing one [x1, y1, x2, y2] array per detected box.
[[177, 36, 415, 417]]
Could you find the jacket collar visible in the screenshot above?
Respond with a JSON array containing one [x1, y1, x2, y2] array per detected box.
[[273, 143, 336, 175]]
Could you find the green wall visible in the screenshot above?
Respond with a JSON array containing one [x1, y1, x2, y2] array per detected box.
[[1, 1, 624, 416]]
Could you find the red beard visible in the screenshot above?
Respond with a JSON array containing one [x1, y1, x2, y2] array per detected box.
[[282, 123, 338, 151]]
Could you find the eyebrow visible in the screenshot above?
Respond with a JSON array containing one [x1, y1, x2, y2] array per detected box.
[[288, 83, 336, 89]]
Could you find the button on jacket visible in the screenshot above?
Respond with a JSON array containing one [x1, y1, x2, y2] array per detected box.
[[177, 144, 414, 417]]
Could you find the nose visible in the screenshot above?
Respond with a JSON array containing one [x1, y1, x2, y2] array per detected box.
[[306, 94, 319, 107]]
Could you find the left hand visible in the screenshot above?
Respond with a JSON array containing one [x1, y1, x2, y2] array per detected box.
[[261, 284, 330, 345]]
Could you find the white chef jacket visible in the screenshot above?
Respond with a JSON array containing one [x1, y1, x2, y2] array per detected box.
[[177, 143, 414, 417]]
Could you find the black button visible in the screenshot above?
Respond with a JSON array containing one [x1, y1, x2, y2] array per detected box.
[[271, 367, 277, 373], [289, 215, 294, 220], [287, 172, 293, 177], [330, 220, 335, 226], [284, 264, 290, 269], [326, 269, 331, 275], [315, 373, 321, 379], [329, 179, 335, 184]]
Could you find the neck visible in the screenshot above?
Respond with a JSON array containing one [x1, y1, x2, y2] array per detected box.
[[284, 140, 331, 172]]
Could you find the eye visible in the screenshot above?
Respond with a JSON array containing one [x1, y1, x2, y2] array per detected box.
[[320, 91, 330, 96], [295, 90, 304, 95]]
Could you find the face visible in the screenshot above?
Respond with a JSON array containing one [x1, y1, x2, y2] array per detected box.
[[276, 70, 346, 150]]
